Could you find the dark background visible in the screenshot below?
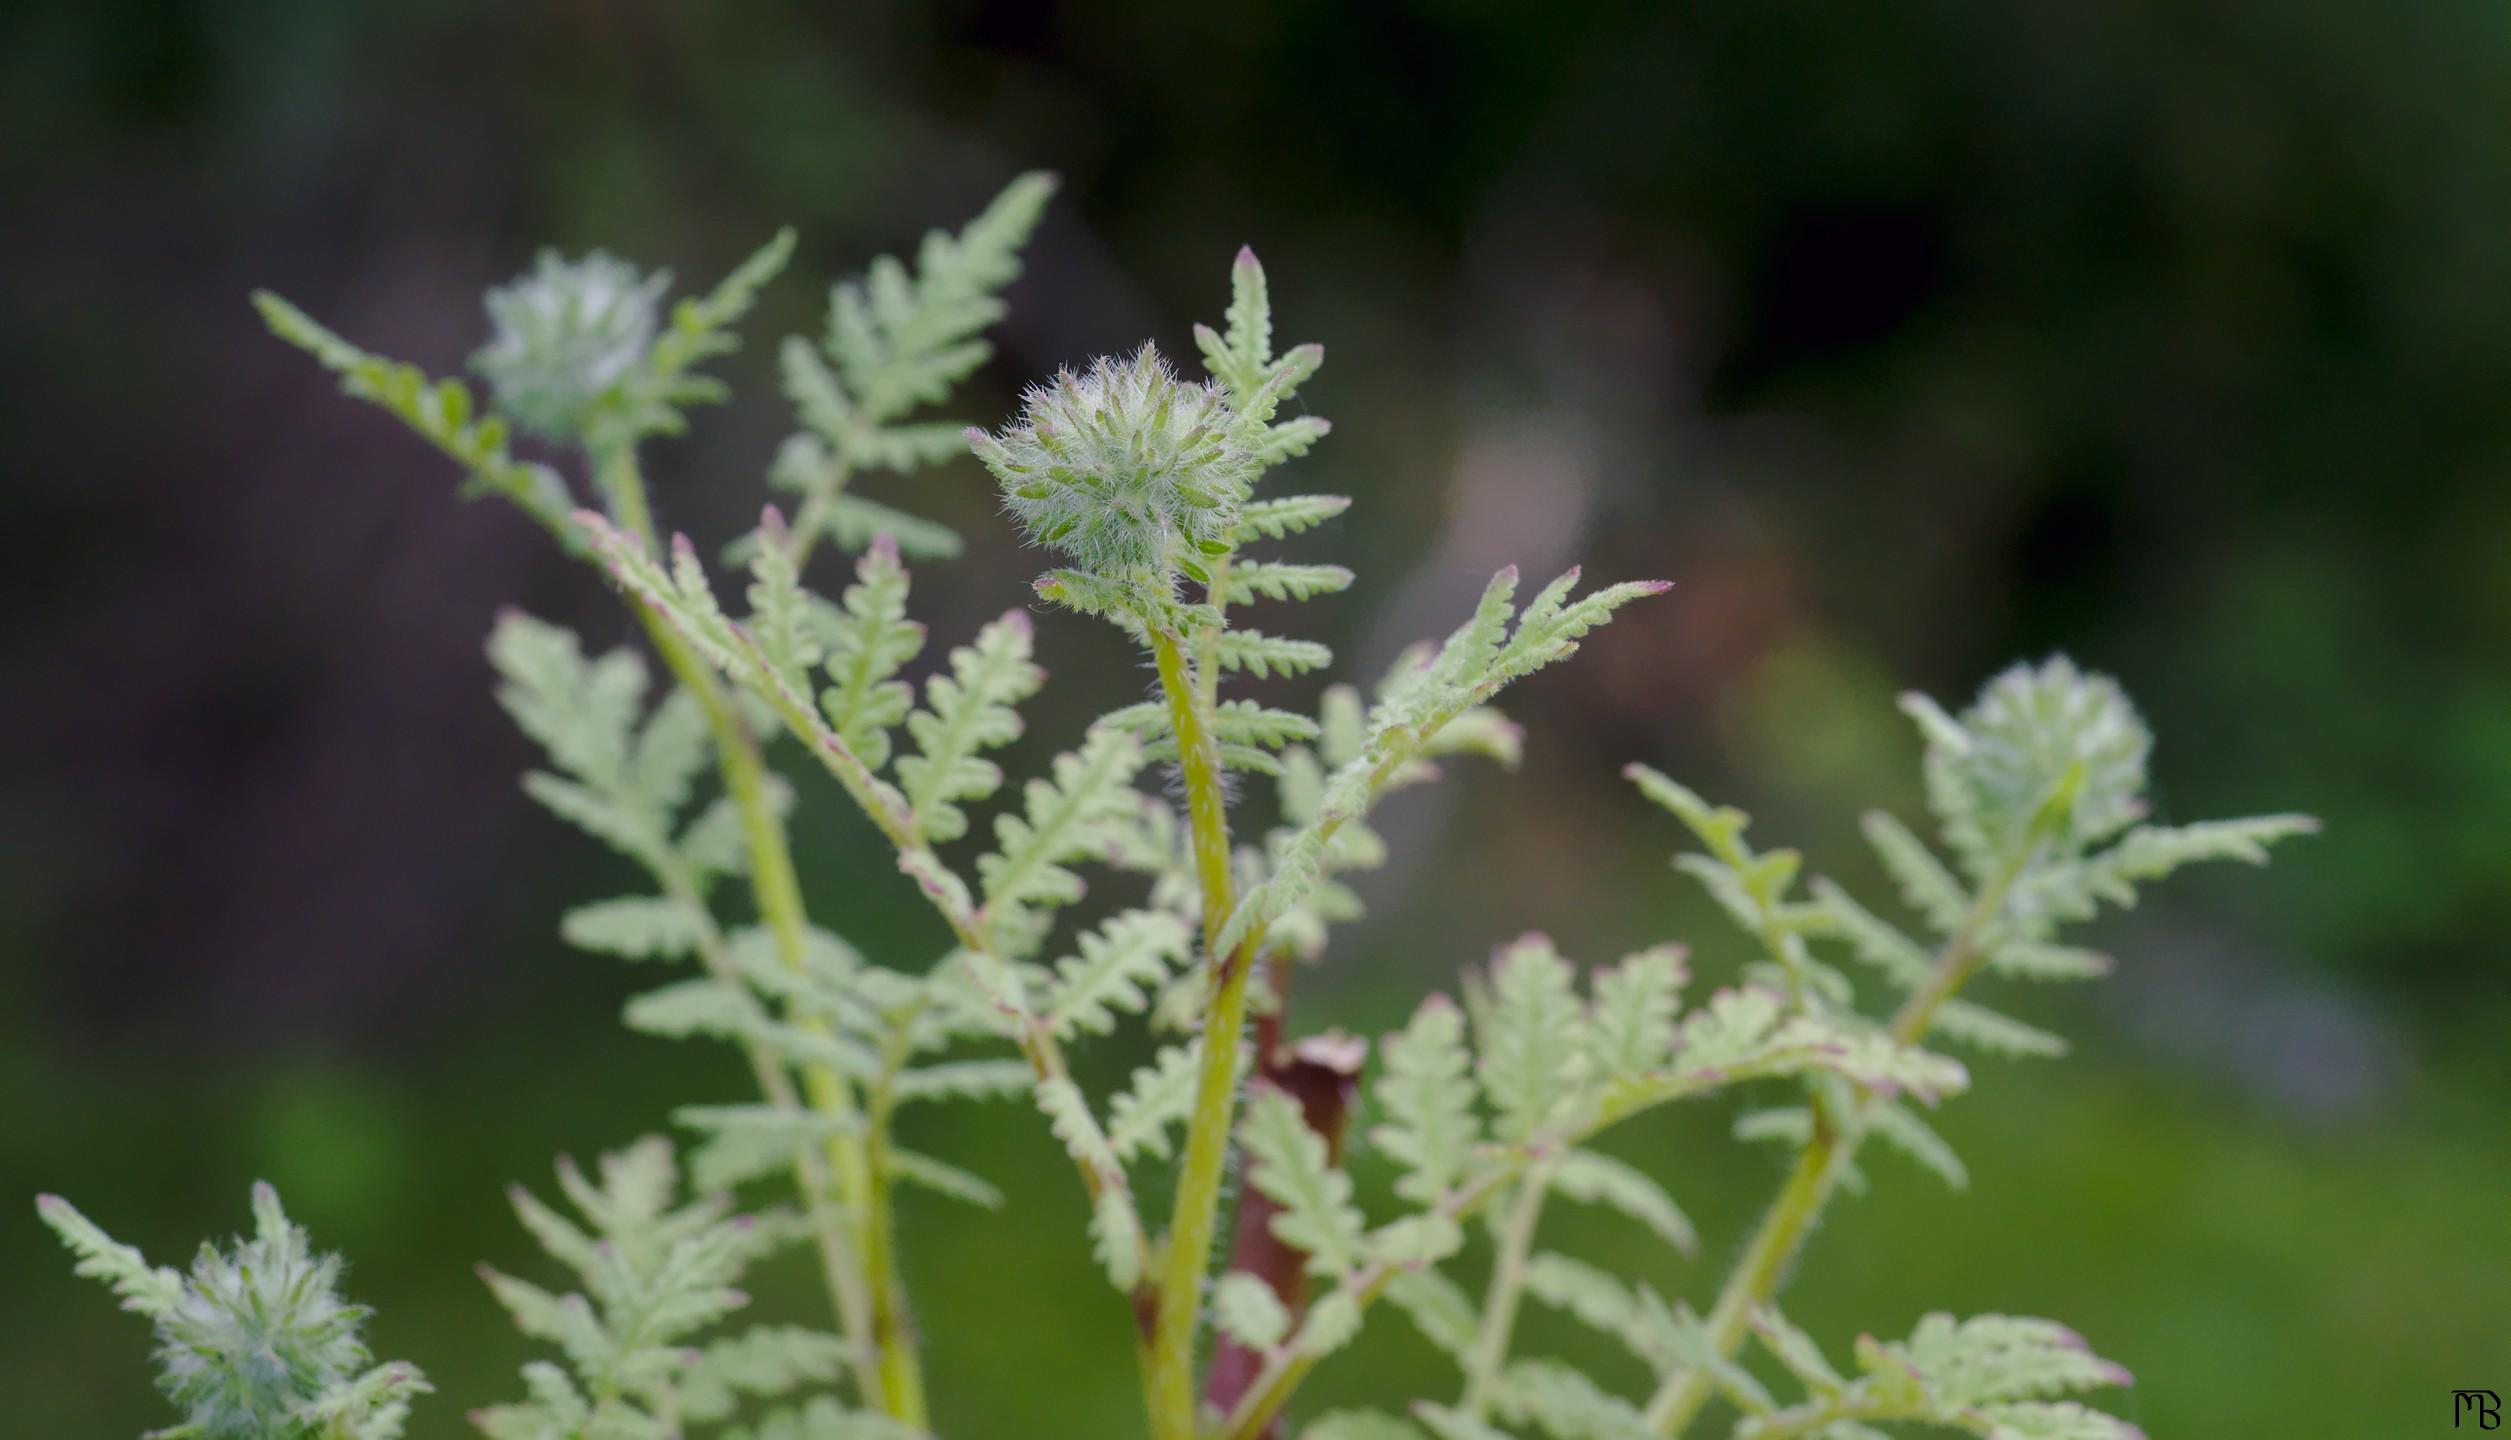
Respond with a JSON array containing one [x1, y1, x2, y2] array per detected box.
[[3, 2, 2504, 1436]]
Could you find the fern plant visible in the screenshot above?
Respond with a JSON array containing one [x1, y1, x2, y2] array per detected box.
[[41, 176, 2310, 1440]]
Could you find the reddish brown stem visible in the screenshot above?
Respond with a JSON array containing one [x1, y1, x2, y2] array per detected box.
[[1204, 955, 1368, 1435]]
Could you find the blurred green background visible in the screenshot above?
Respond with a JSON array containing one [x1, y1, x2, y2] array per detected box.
[[3, 2, 2504, 1435]]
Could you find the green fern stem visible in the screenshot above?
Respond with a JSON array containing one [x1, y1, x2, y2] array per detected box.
[[1145, 624, 1250, 1440], [862, 1020, 930, 1429], [1638, 835, 2042, 1438], [595, 443, 923, 1422], [1459, 1158, 1557, 1422], [650, 851, 871, 1382]]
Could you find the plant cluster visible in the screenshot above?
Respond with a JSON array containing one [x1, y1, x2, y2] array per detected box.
[[44, 175, 2310, 1440]]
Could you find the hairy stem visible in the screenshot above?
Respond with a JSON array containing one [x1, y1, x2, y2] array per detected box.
[[1146, 625, 1246, 1440], [596, 444, 926, 1424], [862, 1024, 928, 1429], [1459, 1160, 1555, 1422], [1204, 1013, 1367, 1433], [1639, 852, 2031, 1437]]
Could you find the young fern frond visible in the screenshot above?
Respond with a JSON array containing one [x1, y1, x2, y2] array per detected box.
[[38, 1186, 430, 1440], [1629, 656, 2313, 1439]]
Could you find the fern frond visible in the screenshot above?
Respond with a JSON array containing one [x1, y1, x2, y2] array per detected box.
[[1106, 1041, 1207, 1163], [492, 614, 683, 863], [43, 1185, 429, 1440], [1811, 878, 1933, 990], [1197, 244, 1276, 401], [1491, 1358, 1654, 1440], [483, 1138, 794, 1431], [34, 1194, 184, 1318], [1867, 1100, 1969, 1190], [1986, 941, 2114, 984], [1738, 1311, 2140, 1440], [1371, 994, 1482, 1205], [1385, 1267, 1481, 1363], [1671, 989, 1969, 1105], [828, 174, 1057, 424], [1213, 1272, 1294, 1352], [1035, 1079, 1125, 1187], [1241, 1086, 1369, 1278], [1931, 997, 2071, 1059], [888, 1060, 1033, 1104], [1219, 567, 1665, 957], [1860, 810, 1972, 936], [888, 1149, 1005, 1209], [896, 611, 1045, 842], [1237, 493, 1353, 539], [817, 535, 926, 768], [1523, 1250, 1645, 1346], [1549, 1149, 1697, 1256], [774, 173, 1055, 561], [678, 1325, 851, 1424], [1587, 945, 1688, 1080], [2068, 815, 2320, 907], [1221, 561, 1356, 604], [1092, 1188, 1147, 1292], [625, 977, 881, 1077], [1044, 910, 1193, 1038], [561, 895, 709, 960], [1475, 935, 1590, 1143], [1213, 629, 1338, 678], [976, 726, 1148, 948], [1749, 1308, 1846, 1397]]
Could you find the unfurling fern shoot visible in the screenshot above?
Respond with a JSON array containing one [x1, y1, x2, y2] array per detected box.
[[39, 176, 2310, 1440]]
